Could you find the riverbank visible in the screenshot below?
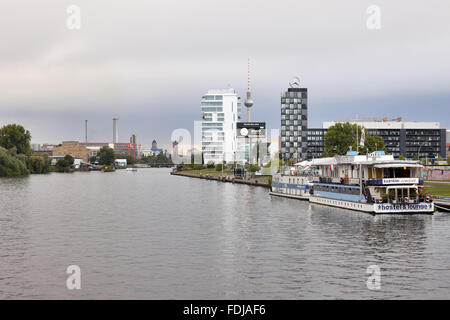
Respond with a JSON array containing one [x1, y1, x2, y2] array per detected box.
[[171, 169, 270, 188], [424, 181, 450, 198], [172, 171, 450, 196]]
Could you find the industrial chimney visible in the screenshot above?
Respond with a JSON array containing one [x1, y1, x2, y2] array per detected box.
[[85, 120, 88, 143], [113, 118, 119, 144]]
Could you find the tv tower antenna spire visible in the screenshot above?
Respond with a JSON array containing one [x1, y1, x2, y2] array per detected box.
[[244, 58, 254, 122]]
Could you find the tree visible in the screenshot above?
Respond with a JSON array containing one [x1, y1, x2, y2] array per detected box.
[[139, 152, 173, 165], [64, 154, 74, 165], [0, 124, 32, 155], [98, 146, 115, 165], [323, 122, 385, 157], [27, 154, 51, 174], [55, 154, 74, 173], [0, 146, 29, 177], [398, 155, 406, 160], [364, 135, 386, 154]]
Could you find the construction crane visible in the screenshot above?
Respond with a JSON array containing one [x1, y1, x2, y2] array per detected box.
[[382, 117, 402, 122], [338, 117, 403, 123]]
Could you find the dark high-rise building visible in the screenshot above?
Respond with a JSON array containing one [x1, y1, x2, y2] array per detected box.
[[281, 79, 308, 161]]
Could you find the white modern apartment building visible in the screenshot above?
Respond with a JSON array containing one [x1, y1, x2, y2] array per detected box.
[[201, 89, 241, 164]]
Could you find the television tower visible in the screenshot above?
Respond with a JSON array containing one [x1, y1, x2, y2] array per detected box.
[[244, 58, 254, 122]]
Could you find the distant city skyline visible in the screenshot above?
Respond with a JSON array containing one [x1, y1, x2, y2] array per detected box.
[[1, 1, 450, 150]]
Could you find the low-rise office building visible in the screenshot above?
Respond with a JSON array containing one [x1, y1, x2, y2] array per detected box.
[[53, 141, 89, 162], [305, 121, 447, 160]]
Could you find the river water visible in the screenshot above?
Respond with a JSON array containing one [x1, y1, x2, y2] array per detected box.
[[0, 169, 449, 299]]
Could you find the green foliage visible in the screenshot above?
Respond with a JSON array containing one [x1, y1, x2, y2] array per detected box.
[[55, 154, 74, 173], [27, 154, 51, 174], [287, 159, 296, 166], [437, 155, 443, 162], [181, 163, 204, 170], [247, 164, 259, 172], [0, 124, 51, 177], [398, 155, 406, 160], [412, 155, 420, 161], [98, 146, 115, 165], [323, 122, 386, 157], [263, 159, 283, 168], [64, 154, 74, 165], [215, 163, 223, 171], [206, 161, 215, 169], [102, 165, 115, 172], [365, 135, 386, 154], [0, 146, 29, 177], [0, 124, 32, 155], [139, 152, 172, 165]]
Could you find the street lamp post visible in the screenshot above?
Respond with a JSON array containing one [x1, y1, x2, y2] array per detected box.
[[222, 151, 224, 177], [417, 141, 426, 163]]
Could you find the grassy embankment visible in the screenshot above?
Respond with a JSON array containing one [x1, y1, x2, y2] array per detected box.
[[179, 167, 271, 182], [424, 182, 450, 197]]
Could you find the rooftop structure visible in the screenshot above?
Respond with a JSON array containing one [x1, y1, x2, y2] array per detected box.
[[323, 121, 441, 130]]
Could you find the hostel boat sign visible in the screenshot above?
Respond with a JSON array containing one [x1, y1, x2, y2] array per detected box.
[[374, 202, 434, 213], [382, 178, 419, 185]]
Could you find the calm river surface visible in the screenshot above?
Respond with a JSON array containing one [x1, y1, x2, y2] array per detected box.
[[0, 169, 449, 299]]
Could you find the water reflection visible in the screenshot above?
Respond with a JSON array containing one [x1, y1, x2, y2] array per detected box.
[[0, 171, 449, 299]]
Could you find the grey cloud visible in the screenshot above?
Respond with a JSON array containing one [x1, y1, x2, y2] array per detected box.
[[0, 0, 449, 145]]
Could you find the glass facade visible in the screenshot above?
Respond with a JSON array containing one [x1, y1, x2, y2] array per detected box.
[[280, 88, 308, 161], [306, 127, 446, 160]]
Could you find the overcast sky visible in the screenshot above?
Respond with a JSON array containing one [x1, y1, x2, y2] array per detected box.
[[1, 0, 449, 149]]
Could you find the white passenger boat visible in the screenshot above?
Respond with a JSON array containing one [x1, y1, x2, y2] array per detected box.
[[269, 164, 312, 200], [308, 151, 434, 214]]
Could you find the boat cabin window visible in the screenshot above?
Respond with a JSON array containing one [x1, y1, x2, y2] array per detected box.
[[384, 167, 411, 178], [315, 184, 360, 195]]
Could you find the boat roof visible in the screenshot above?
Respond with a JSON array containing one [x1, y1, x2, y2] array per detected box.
[[308, 154, 423, 168]]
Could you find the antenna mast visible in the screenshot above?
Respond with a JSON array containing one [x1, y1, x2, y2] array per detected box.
[[244, 58, 254, 122]]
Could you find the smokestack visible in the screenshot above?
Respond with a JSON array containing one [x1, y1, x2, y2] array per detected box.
[[113, 118, 119, 144], [85, 120, 88, 143]]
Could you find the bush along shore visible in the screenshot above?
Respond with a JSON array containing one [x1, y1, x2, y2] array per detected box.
[[0, 124, 52, 177]]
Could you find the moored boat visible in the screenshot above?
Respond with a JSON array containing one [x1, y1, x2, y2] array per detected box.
[[269, 164, 312, 200], [308, 151, 434, 214]]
